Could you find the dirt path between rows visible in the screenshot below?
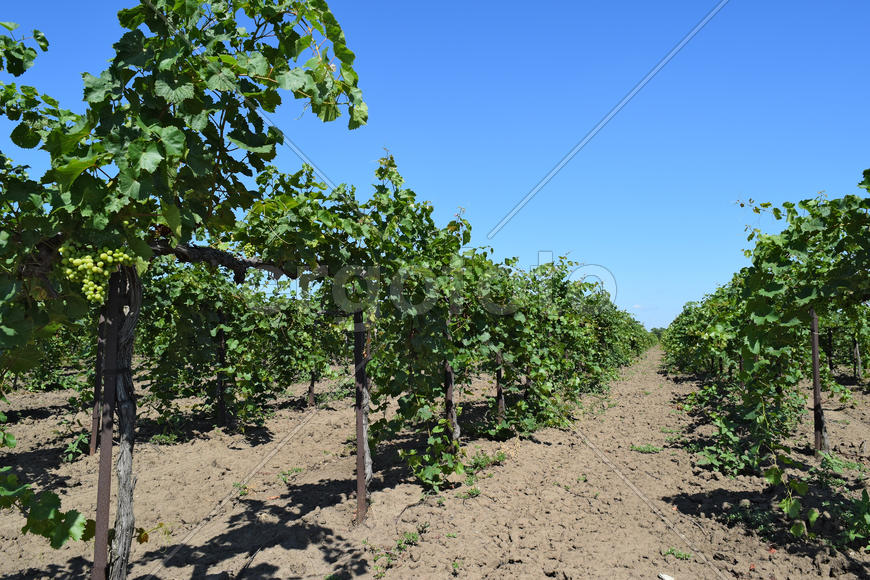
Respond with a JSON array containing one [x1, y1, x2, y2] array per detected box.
[[2, 347, 869, 579]]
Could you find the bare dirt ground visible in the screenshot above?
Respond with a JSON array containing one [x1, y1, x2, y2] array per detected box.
[[2, 347, 869, 579]]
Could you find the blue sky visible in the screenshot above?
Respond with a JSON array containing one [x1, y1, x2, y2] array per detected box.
[[1, 1, 868, 328]]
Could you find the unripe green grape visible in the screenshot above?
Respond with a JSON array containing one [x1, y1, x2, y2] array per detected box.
[[58, 244, 124, 305]]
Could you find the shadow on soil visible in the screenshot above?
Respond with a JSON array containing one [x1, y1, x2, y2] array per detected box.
[[662, 368, 870, 579], [3, 403, 69, 425], [2, 445, 76, 490], [135, 388, 321, 448], [125, 433, 428, 579], [1, 556, 90, 580], [1, 381, 585, 579], [664, 487, 870, 578], [132, 476, 368, 579]]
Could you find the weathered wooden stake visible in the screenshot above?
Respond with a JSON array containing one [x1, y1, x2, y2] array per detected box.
[[92, 266, 141, 580], [444, 360, 460, 444], [89, 310, 107, 456], [307, 369, 317, 407], [215, 310, 227, 426], [353, 310, 372, 524], [826, 328, 834, 373], [810, 309, 830, 454], [495, 352, 505, 423], [92, 277, 122, 580]]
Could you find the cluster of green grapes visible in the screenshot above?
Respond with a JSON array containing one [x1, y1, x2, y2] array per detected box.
[[58, 245, 135, 304]]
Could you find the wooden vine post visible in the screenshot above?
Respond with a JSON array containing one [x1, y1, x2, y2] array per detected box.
[[854, 335, 863, 381], [89, 311, 107, 456], [92, 266, 142, 580], [444, 360, 459, 446], [215, 310, 228, 426], [809, 309, 830, 454], [307, 369, 317, 408], [353, 309, 372, 524], [92, 280, 120, 580], [495, 351, 506, 423]]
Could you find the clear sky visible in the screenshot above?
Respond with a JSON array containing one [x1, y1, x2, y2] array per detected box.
[[1, 1, 868, 328]]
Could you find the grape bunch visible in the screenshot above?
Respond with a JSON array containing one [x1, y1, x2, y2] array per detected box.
[[58, 245, 135, 304]]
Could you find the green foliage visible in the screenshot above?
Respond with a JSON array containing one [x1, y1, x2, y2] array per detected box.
[[278, 467, 303, 483], [0, 467, 94, 548], [718, 504, 776, 540], [0, 396, 15, 449], [661, 547, 692, 561], [0, 1, 369, 572], [7, 322, 93, 394], [692, 414, 768, 475], [630, 444, 662, 454], [0, 400, 94, 548], [0, 3, 658, 568], [467, 449, 506, 473], [60, 430, 90, 463], [137, 258, 347, 429], [842, 489, 870, 549], [395, 531, 419, 552], [664, 171, 870, 552], [149, 432, 179, 445], [0, 23, 48, 76], [0, 0, 367, 375], [232, 482, 249, 497], [398, 418, 465, 491], [366, 524, 430, 578]]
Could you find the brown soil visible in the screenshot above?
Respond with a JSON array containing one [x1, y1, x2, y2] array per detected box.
[[1, 347, 869, 579]]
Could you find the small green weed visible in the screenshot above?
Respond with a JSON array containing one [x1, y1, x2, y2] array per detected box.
[[62, 431, 90, 463], [367, 524, 430, 578], [467, 449, 506, 473], [718, 506, 775, 540], [662, 547, 692, 560], [457, 487, 481, 499], [278, 467, 303, 483], [150, 432, 178, 445], [232, 482, 249, 497], [395, 530, 422, 553], [631, 444, 662, 454]]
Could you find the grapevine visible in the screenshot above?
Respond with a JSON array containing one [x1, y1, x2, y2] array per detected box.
[[663, 173, 870, 550], [0, 4, 658, 578]]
